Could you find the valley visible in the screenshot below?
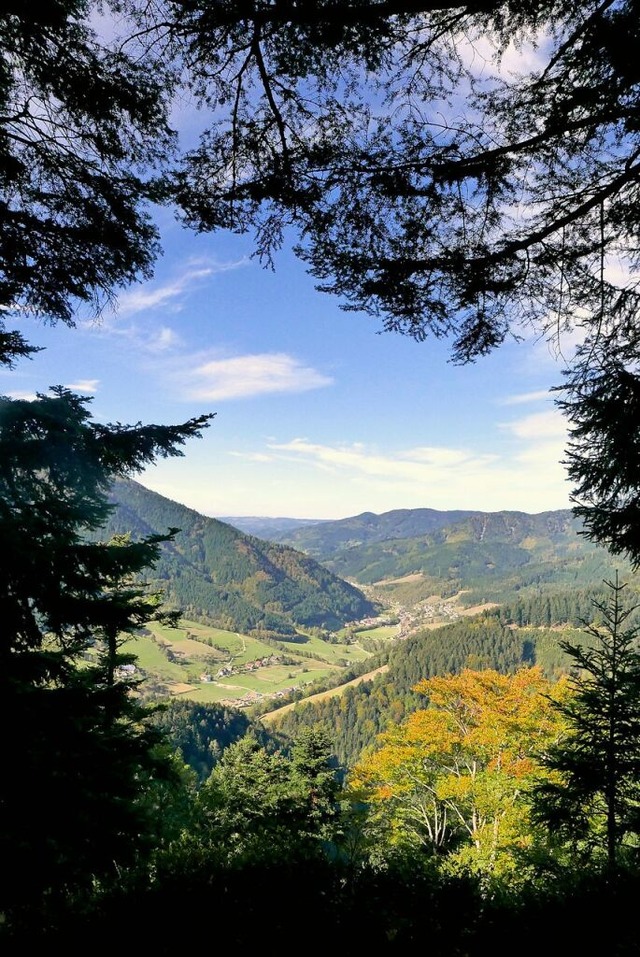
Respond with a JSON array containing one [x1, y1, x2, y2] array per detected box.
[[133, 614, 395, 708], [106, 479, 640, 720], [128, 578, 505, 710]]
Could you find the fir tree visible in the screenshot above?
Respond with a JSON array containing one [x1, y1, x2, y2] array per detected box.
[[530, 573, 640, 870], [0, 386, 212, 927]]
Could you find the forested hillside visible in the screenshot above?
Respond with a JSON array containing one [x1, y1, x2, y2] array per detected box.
[[224, 506, 638, 604], [99, 478, 379, 636], [238, 507, 484, 558], [260, 613, 576, 767], [258, 577, 640, 769], [306, 509, 638, 606], [148, 699, 276, 782]]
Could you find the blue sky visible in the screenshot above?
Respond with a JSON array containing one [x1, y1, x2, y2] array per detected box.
[[3, 211, 575, 520], [1, 18, 576, 521]]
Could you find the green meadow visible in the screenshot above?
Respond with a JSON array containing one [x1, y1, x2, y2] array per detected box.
[[128, 619, 376, 706]]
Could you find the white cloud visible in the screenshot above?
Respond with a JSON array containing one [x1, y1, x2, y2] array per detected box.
[[183, 353, 333, 401], [139, 416, 574, 518], [269, 438, 496, 482], [457, 23, 551, 79], [502, 389, 553, 406], [146, 327, 182, 353], [228, 451, 274, 462], [501, 408, 567, 441], [258, 430, 572, 514], [516, 440, 568, 469], [4, 390, 37, 401], [76, 315, 185, 360], [402, 446, 493, 468], [115, 259, 248, 318], [65, 379, 99, 394]]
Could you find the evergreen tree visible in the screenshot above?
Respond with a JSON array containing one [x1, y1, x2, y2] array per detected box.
[[558, 360, 640, 566], [289, 726, 342, 840], [530, 574, 640, 870], [0, 386, 211, 927], [192, 728, 341, 867]]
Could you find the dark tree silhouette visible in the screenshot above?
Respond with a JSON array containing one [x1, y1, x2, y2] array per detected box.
[[558, 359, 640, 565], [0, 387, 212, 926], [0, 2, 174, 365], [530, 574, 640, 870]]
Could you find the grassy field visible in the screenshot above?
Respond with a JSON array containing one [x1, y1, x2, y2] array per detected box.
[[128, 619, 377, 707], [352, 624, 399, 640], [259, 664, 390, 725], [276, 632, 372, 665]]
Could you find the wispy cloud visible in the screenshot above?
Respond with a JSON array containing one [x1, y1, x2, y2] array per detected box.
[[500, 407, 567, 441], [115, 259, 248, 318], [65, 379, 99, 394], [146, 326, 183, 353], [141, 414, 574, 519], [183, 353, 333, 401], [228, 451, 274, 462], [458, 23, 550, 79], [258, 428, 571, 513], [4, 390, 37, 401], [4, 380, 99, 401], [78, 315, 185, 359], [268, 438, 497, 481], [501, 389, 553, 406]]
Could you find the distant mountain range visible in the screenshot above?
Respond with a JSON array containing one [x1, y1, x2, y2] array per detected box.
[[217, 516, 330, 539], [101, 479, 379, 637], [104, 484, 639, 639], [224, 508, 504, 558], [220, 506, 638, 605]]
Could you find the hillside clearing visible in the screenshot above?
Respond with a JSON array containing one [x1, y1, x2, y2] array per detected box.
[[258, 664, 390, 725]]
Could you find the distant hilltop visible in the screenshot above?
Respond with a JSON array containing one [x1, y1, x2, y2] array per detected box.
[[217, 515, 330, 538], [101, 478, 379, 637], [218, 506, 579, 560]]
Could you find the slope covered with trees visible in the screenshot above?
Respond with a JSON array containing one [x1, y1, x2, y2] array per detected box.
[[331, 512, 638, 601], [256, 507, 485, 558], [148, 699, 275, 782], [261, 611, 584, 768], [100, 478, 379, 636]]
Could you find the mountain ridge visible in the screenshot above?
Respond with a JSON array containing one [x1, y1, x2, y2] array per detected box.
[[221, 506, 580, 560], [100, 478, 379, 636], [104, 483, 632, 639]]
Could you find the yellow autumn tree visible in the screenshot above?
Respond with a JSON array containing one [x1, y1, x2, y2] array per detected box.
[[348, 666, 570, 887]]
